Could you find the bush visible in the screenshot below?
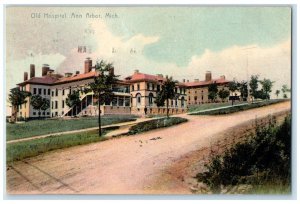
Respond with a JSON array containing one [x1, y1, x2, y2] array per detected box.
[[195, 114, 291, 193], [128, 117, 188, 135]]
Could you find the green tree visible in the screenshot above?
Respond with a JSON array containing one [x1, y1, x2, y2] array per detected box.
[[66, 90, 81, 116], [260, 78, 274, 100], [249, 75, 259, 101], [83, 60, 119, 136], [218, 88, 230, 102], [155, 76, 177, 118], [228, 80, 239, 106], [208, 82, 218, 102], [8, 87, 31, 122], [41, 98, 50, 116], [30, 95, 44, 118], [238, 81, 248, 101], [281, 84, 291, 99], [275, 90, 280, 98]]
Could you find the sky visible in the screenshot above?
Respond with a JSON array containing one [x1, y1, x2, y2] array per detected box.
[[6, 6, 291, 104]]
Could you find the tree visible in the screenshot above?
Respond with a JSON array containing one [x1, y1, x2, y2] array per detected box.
[[30, 95, 44, 118], [238, 81, 248, 101], [66, 90, 81, 116], [41, 98, 50, 116], [260, 78, 274, 100], [83, 60, 119, 136], [208, 82, 218, 102], [275, 90, 280, 98], [155, 76, 177, 118], [218, 88, 230, 102], [281, 84, 291, 99], [249, 75, 259, 101], [8, 87, 31, 122], [228, 80, 239, 106]]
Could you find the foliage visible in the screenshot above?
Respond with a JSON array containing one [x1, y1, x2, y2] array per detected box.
[[66, 89, 81, 114], [249, 75, 259, 99], [83, 60, 119, 136], [259, 78, 274, 100], [30, 95, 44, 117], [195, 114, 291, 193], [6, 115, 137, 141], [281, 84, 291, 99], [128, 117, 187, 135], [41, 98, 50, 114], [275, 90, 280, 98], [8, 88, 31, 122], [208, 82, 218, 102], [155, 76, 177, 118], [218, 88, 230, 102], [238, 81, 248, 101], [228, 80, 239, 93]]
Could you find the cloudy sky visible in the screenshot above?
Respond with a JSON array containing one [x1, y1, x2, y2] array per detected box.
[[6, 6, 291, 100]]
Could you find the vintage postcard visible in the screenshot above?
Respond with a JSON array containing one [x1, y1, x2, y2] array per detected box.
[[5, 6, 292, 196]]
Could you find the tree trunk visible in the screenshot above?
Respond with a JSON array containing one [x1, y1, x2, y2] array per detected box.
[[98, 98, 101, 137], [166, 99, 169, 118]]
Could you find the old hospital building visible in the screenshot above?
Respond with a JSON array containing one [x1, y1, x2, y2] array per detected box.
[[16, 58, 230, 118]]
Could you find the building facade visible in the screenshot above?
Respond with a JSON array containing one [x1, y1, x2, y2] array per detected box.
[[15, 58, 231, 119]]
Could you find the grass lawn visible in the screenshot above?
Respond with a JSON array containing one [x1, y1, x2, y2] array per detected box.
[[189, 99, 288, 115], [128, 117, 188, 135], [188, 101, 246, 113], [6, 129, 113, 162], [6, 115, 137, 141]]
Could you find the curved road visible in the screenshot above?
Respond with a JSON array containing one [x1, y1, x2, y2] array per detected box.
[[6, 101, 291, 194]]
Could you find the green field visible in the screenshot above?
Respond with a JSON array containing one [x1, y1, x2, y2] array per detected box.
[[188, 101, 246, 113], [189, 99, 288, 115], [7, 115, 137, 141], [6, 129, 112, 162]]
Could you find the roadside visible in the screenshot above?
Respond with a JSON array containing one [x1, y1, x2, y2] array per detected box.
[[6, 101, 290, 194]]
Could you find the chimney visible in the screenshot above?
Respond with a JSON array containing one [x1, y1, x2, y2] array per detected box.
[[156, 74, 163, 78], [220, 75, 225, 80], [183, 79, 186, 83], [134, 69, 139, 74], [205, 71, 212, 81], [75, 71, 80, 75], [194, 79, 199, 82], [30, 64, 35, 78], [84, 58, 92, 73], [109, 67, 114, 76], [65, 72, 73, 77], [42, 64, 50, 76], [24, 72, 28, 81], [47, 69, 54, 76]]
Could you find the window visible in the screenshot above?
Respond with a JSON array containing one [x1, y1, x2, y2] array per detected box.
[[136, 93, 141, 106], [55, 89, 58, 96], [147, 83, 150, 90], [125, 97, 130, 106], [112, 97, 118, 106], [33, 112, 36, 115], [33, 88, 37, 94], [202, 96, 204, 100], [181, 97, 185, 108], [38, 88, 42, 95], [52, 91, 54, 97], [137, 84, 140, 91], [55, 112, 58, 116], [118, 97, 124, 107], [51, 101, 53, 109], [149, 93, 154, 106], [62, 100, 64, 108], [62, 111, 64, 115], [131, 85, 134, 91], [42, 112, 45, 115], [48, 89, 50, 95], [47, 112, 50, 115], [175, 99, 178, 107], [194, 96, 197, 101], [62, 89, 65, 96], [157, 85, 160, 92], [55, 101, 58, 109]]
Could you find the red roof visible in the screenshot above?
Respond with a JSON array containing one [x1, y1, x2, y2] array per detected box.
[[184, 78, 230, 87], [17, 76, 59, 86], [55, 71, 96, 84], [125, 72, 165, 82]]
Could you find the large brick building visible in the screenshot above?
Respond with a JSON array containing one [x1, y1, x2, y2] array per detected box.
[[14, 58, 230, 119]]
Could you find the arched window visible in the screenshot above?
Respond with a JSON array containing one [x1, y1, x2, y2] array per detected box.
[[181, 97, 185, 108], [136, 93, 141, 106], [149, 93, 154, 106]]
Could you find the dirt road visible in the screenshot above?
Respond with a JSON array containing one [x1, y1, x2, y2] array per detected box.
[[6, 101, 291, 194]]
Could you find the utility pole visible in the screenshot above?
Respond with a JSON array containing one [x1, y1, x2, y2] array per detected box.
[[242, 46, 257, 103]]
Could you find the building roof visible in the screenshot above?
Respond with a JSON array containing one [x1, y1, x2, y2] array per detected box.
[[17, 76, 59, 86], [184, 78, 230, 87], [55, 71, 96, 84]]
